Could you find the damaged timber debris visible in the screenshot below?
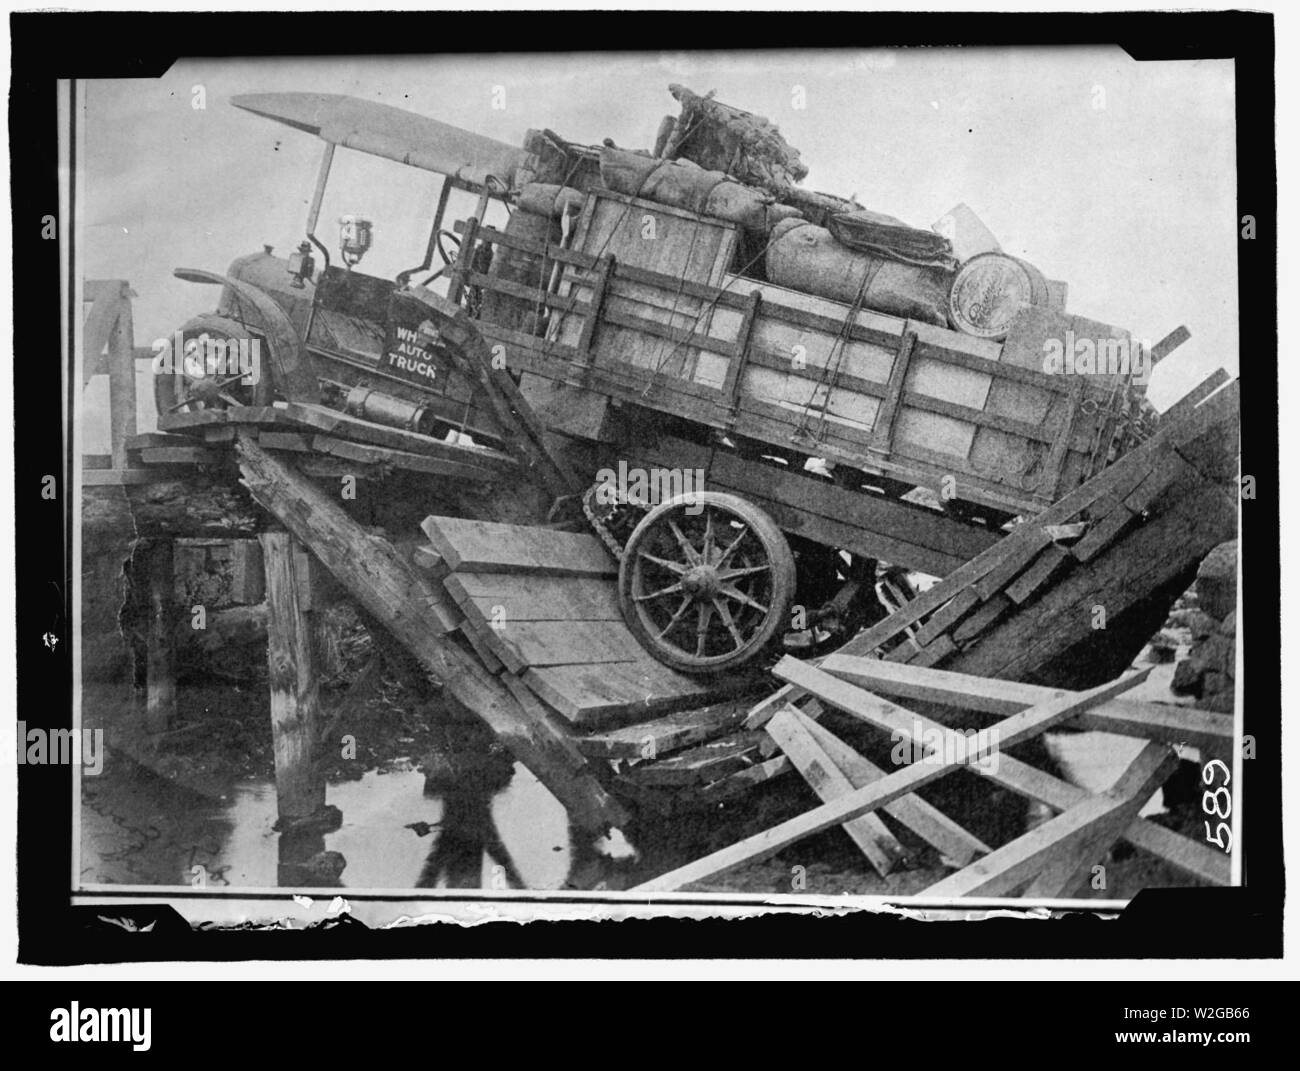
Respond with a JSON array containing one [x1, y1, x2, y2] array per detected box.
[[81, 85, 1239, 894]]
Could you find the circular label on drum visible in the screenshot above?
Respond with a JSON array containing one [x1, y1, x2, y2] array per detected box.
[[948, 254, 1036, 340]]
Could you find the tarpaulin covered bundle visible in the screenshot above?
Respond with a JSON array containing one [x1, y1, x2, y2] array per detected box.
[[766, 217, 953, 326], [599, 146, 773, 235], [664, 84, 809, 196]]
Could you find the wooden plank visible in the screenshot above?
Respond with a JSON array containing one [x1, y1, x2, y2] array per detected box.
[[633, 669, 1150, 890], [797, 713, 989, 867], [913, 587, 981, 647], [260, 531, 327, 821], [1023, 742, 1179, 897], [766, 708, 909, 875], [522, 659, 732, 730], [1160, 368, 1231, 427], [971, 528, 1053, 600], [456, 621, 507, 675], [140, 446, 221, 466], [1149, 325, 1192, 365], [1071, 504, 1139, 562], [924, 742, 1179, 898], [1004, 545, 1072, 604], [576, 253, 614, 366], [894, 634, 957, 668], [482, 619, 649, 670], [421, 516, 615, 577], [951, 594, 1012, 645], [576, 699, 751, 760], [698, 756, 792, 800], [869, 328, 917, 453], [443, 572, 623, 624], [627, 732, 767, 787], [1042, 377, 1085, 502], [233, 434, 625, 833], [818, 655, 1235, 752]]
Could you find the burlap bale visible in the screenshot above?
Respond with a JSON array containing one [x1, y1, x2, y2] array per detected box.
[[599, 146, 771, 234], [765, 217, 952, 325]]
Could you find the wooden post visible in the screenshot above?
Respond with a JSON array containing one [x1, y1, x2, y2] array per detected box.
[[108, 282, 138, 473], [260, 530, 327, 822], [143, 539, 176, 733]]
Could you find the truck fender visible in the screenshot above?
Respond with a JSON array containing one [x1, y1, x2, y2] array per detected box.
[[173, 267, 321, 403]]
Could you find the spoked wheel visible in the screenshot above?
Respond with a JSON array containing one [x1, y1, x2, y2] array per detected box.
[[153, 314, 274, 417], [618, 492, 797, 675]]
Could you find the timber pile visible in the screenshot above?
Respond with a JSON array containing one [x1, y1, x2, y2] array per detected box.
[[416, 515, 791, 809], [417, 515, 760, 727], [637, 658, 1231, 894]]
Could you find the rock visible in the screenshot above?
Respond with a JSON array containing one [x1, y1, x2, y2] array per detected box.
[[1171, 658, 1203, 697], [1167, 608, 1219, 638], [1196, 540, 1237, 620]]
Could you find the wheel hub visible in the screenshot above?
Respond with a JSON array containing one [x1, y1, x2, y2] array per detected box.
[[681, 565, 722, 600]]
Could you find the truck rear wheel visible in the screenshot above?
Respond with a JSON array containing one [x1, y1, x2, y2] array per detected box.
[[618, 492, 796, 675]]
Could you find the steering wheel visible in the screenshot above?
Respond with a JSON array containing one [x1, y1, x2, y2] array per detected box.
[[435, 229, 461, 267], [413, 230, 464, 287]]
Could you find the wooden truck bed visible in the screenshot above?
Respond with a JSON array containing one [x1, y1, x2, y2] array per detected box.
[[461, 187, 1143, 522]]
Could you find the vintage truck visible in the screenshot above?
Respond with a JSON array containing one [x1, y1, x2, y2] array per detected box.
[[158, 89, 1173, 676]]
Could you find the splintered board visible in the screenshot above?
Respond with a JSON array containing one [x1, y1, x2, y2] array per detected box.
[[422, 514, 757, 730]]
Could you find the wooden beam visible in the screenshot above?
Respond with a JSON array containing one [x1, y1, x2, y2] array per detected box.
[[233, 433, 627, 835], [766, 707, 908, 876], [107, 281, 138, 471], [796, 713, 989, 867], [260, 531, 327, 822], [818, 654, 1235, 753], [633, 669, 1149, 890], [923, 742, 1179, 898], [784, 655, 1227, 884], [1022, 742, 1179, 898]]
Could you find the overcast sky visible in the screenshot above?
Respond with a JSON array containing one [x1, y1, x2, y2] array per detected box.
[[81, 47, 1237, 441]]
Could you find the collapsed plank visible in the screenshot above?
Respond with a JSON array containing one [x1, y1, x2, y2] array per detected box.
[[821, 654, 1234, 753], [577, 699, 752, 759], [776, 655, 1227, 885], [795, 713, 989, 867], [922, 742, 1180, 898], [1022, 742, 1180, 898], [767, 707, 909, 876], [633, 670, 1150, 891]]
